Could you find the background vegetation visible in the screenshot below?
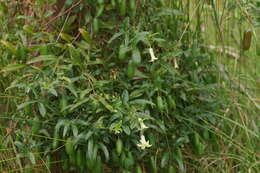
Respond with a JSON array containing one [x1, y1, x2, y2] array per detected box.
[[0, 0, 259, 173]]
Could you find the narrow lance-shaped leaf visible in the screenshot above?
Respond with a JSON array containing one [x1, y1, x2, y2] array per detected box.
[[60, 33, 73, 42], [108, 32, 123, 44], [28, 152, 36, 165], [161, 152, 170, 168], [87, 139, 94, 159], [122, 90, 129, 105], [63, 122, 70, 137], [71, 124, 78, 137], [79, 28, 92, 43], [132, 47, 141, 64], [69, 97, 89, 112], [26, 55, 57, 64], [17, 101, 37, 110], [96, 96, 114, 112], [1, 64, 26, 73], [38, 103, 46, 117], [99, 142, 109, 162]]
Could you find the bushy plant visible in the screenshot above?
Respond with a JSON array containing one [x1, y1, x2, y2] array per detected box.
[[0, 1, 226, 172]]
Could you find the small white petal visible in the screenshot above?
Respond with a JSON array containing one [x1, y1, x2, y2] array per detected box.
[[137, 143, 146, 150]]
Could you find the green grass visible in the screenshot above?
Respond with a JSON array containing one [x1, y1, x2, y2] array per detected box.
[[188, 0, 260, 172]]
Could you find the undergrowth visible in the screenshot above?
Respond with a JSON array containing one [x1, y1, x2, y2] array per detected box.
[[0, 0, 259, 173]]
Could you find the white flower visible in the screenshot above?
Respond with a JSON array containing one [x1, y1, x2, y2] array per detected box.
[[174, 58, 179, 69], [138, 118, 148, 131], [140, 122, 148, 130], [149, 48, 158, 62], [137, 135, 152, 150]]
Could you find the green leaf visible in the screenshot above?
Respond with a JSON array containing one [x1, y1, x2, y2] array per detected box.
[[23, 25, 34, 34], [96, 96, 114, 112], [38, 103, 46, 117], [122, 90, 129, 105], [130, 99, 155, 106], [65, 0, 73, 6], [38, 129, 50, 137], [26, 55, 57, 64], [69, 97, 89, 112], [60, 33, 73, 42], [48, 88, 58, 97], [63, 122, 70, 137], [1, 64, 26, 73], [55, 119, 66, 132], [92, 145, 98, 162], [28, 152, 36, 164], [162, 50, 183, 60], [180, 92, 187, 101], [150, 156, 157, 173], [118, 44, 130, 60], [17, 101, 37, 110], [68, 44, 81, 65], [108, 32, 123, 44], [80, 89, 92, 100], [79, 28, 92, 43], [87, 139, 94, 159], [14, 141, 24, 149], [129, 89, 144, 99], [110, 120, 123, 134], [158, 8, 184, 17], [122, 125, 131, 135], [131, 32, 150, 45], [84, 131, 93, 141], [44, 10, 54, 18], [132, 47, 141, 64], [71, 125, 78, 137], [161, 152, 170, 168], [173, 148, 184, 171], [65, 85, 78, 98], [99, 143, 109, 162]]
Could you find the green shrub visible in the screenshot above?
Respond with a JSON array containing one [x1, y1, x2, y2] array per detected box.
[[0, 1, 226, 172]]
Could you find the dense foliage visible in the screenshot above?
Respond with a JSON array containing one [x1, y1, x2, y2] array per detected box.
[[0, 0, 259, 173]]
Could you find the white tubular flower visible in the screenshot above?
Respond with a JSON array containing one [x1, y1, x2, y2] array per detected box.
[[138, 118, 148, 131], [149, 48, 158, 62], [140, 122, 148, 130], [137, 135, 152, 150], [174, 58, 179, 69]]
